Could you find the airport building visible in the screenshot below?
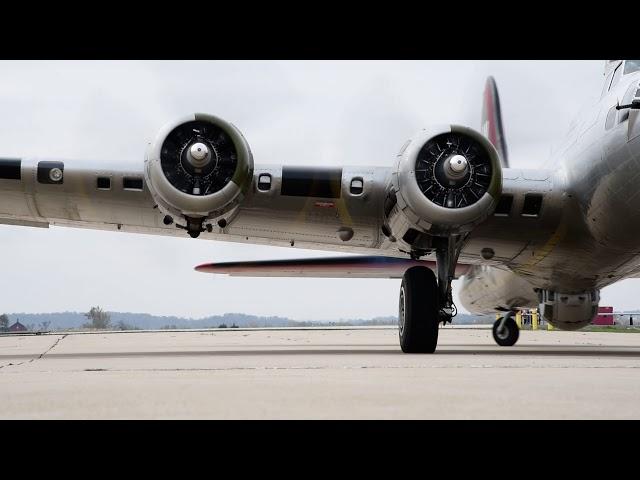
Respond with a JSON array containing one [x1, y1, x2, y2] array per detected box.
[[8, 320, 27, 332], [593, 307, 614, 326]]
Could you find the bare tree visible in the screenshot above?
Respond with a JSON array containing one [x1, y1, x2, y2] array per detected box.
[[83, 306, 112, 330], [0, 314, 9, 331]]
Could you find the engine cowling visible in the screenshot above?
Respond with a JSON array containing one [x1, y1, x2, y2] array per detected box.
[[386, 125, 502, 249], [538, 289, 600, 331], [145, 113, 254, 236]]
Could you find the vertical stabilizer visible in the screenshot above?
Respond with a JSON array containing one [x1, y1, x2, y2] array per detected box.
[[481, 76, 509, 167]]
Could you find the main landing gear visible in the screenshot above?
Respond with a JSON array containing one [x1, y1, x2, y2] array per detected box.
[[399, 266, 439, 353], [399, 235, 464, 353], [492, 311, 519, 347]]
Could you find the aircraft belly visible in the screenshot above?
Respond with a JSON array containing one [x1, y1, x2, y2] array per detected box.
[[458, 265, 538, 315]]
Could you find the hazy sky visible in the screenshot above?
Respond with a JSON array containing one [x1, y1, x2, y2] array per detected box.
[[0, 60, 632, 320]]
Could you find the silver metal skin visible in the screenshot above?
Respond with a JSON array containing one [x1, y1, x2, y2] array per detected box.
[[2, 61, 640, 331], [458, 60, 640, 329]]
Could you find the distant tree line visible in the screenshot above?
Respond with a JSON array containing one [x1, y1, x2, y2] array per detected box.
[[0, 313, 52, 332], [161, 323, 239, 329], [82, 306, 139, 330], [1, 308, 492, 332]]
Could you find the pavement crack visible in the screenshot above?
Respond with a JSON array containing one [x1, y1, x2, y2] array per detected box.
[[32, 334, 68, 362], [0, 334, 68, 370]]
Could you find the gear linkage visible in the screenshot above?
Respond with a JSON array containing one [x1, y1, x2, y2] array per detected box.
[[434, 233, 466, 324]]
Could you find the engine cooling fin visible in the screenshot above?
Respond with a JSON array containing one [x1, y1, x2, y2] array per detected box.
[[415, 132, 492, 208], [160, 120, 238, 196]]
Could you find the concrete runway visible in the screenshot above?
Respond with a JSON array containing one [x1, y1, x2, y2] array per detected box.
[[2, 326, 640, 419]]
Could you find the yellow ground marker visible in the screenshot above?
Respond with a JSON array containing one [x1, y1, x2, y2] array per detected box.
[[515, 311, 522, 329]]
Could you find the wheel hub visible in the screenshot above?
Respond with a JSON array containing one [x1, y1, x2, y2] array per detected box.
[[399, 286, 406, 335], [495, 326, 509, 340]]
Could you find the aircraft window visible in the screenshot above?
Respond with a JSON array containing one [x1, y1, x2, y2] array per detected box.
[[624, 60, 640, 75], [493, 194, 513, 216], [257, 173, 272, 191], [601, 70, 615, 98], [610, 63, 623, 91], [123, 177, 143, 191], [605, 105, 617, 130], [97, 177, 111, 190], [350, 177, 364, 195], [521, 193, 543, 217]]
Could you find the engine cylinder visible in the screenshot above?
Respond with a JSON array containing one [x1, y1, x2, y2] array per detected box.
[[388, 125, 502, 244], [145, 113, 254, 222]]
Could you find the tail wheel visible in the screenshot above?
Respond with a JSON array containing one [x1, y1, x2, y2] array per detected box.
[[399, 266, 440, 353], [492, 315, 519, 346]]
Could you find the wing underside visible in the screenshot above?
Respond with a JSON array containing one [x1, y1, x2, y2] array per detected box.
[[195, 256, 470, 278]]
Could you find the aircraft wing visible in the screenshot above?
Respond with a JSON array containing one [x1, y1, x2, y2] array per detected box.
[[0, 110, 561, 280], [195, 256, 471, 278]]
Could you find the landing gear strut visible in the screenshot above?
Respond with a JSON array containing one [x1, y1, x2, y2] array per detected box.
[[399, 234, 465, 353], [492, 311, 519, 346], [435, 234, 465, 322]]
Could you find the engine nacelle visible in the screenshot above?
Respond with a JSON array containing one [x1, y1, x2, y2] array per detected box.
[[538, 289, 600, 330], [145, 113, 254, 236], [386, 125, 502, 250]]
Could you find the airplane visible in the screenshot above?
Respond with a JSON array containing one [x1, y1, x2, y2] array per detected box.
[[0, 60, 638, 353]]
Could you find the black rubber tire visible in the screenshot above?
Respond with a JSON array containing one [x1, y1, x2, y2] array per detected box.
[[399, 266, 440, 353], [492, 316, 520, 346]]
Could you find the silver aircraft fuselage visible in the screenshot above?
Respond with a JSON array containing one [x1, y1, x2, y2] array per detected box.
[[461, 61, 640, 314]]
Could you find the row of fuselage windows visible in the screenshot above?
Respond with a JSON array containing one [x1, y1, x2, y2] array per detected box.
[[494, 193, 542, 217]]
